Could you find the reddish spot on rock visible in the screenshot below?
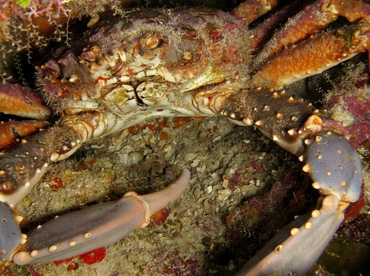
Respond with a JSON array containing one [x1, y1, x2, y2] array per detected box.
[[85, 158, 96, 165], [30, 15, 68, 37], [344, 191, 365, 223], [146, 123, 156, 131], [76, 158, 97, 170], [345, 96, 369, 118], [152, 208, 170, 226], [26, 265, 44, 276], [160, 131, 169, 140], [227, 161, 262, 190], [162, 253, 199, 275], [54, 257, 73, 266], [248, 160, 261, 173], [227, 171, 248, 190], [348, 121, 370, 148], [173, 117, 190, 128], [96, 76, 110, 84], [67, 262, 80, 271], [128, 125, 139, 135], [78, 247, 107, 264], [54, 248, 107, 267], [209, 28, 223, 39], [49, 177, 64, 191]]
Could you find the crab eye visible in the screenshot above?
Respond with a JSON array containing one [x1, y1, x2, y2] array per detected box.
[[16, 164, 26, 172], [1, 181, 13, 192], [141, 32, 163, 49], [90, 45, 100, 54], [182, 50, 193, 61]]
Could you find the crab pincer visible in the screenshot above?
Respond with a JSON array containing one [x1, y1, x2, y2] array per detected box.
[[237, 128, 362, 275], [209, 89, 363, 275], [0, 202, 24, 262], [1, 169, 190, 265]]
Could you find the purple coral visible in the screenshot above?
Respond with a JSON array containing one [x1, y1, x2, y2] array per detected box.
[[324, 69, 370, 147]]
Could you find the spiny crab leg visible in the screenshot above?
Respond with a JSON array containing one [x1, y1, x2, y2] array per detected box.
[[0, 120, 49, 149], [0, 108, 155, 206], [251, 0, 370, 69], [0, 122, 83, 205], [11, 169, 190, 265], [195, 87, 362, 275], [230, 0, 278, 25], [251, 19, 370, 89], [0, 95, 192, 263], [0, 83, 51, 150], [0, 84, 50, 120]]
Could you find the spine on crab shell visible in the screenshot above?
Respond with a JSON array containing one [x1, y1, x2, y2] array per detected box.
[[12, 169, 190, 265]]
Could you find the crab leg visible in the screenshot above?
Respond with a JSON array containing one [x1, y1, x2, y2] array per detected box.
[[251, 0, 370, 71], [0, 106, 192, 264], [247, 0, 305, 52], [0, 109, 151, 206], [0, 122, 83, 205], [0, 84, 50, 120], [193, 87, 362, 274], [251, 20, 370, 89], [0, 120, 49, 149], [231, 0, 278, 25], [11, 169, 189, 265]]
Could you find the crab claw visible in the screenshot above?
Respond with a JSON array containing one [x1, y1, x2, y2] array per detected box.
[[237, 195, 344, 275], [237, 129, 362, 275], [11, 169, 190, 265], [0, 202, 24, 262], [200, 89, 363, 274], [303, 130, 362, 203]]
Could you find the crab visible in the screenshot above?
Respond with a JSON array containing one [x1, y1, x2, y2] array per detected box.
[[0, 0, 369, 274]]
